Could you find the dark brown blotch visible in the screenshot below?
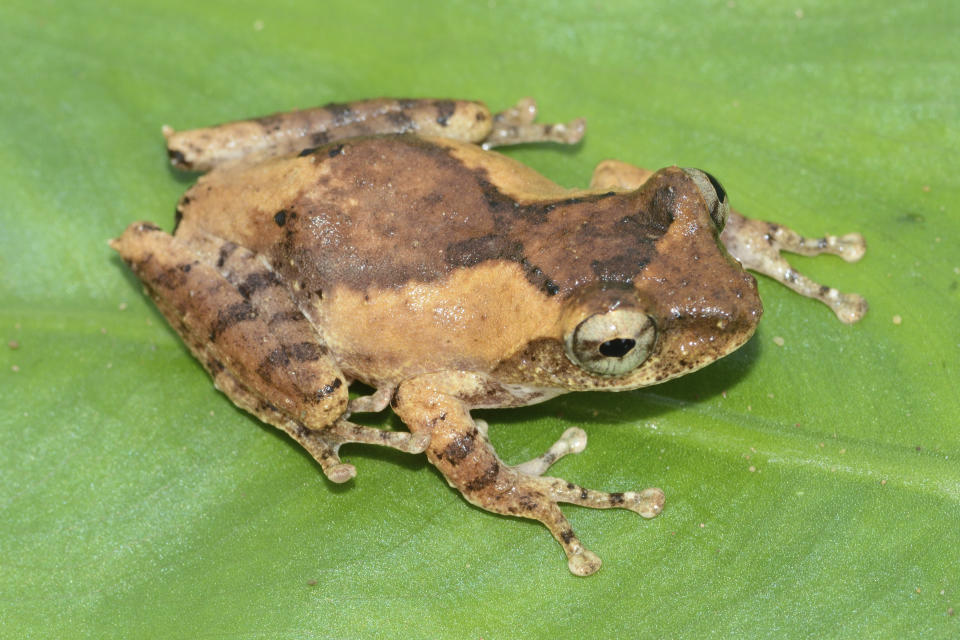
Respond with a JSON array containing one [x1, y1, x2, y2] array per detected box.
[[155, 266, 188, 290], [434, 100, 456, 127], [289, 342, 325, 361], [441, 428, 478, 466], [616, 207, 673, 240], [216, 242, 238, 268], [256, 346, 291, 383], [264, 136, 673, 297], [765, 224, 780, 244], [519, 257, 560, 296], [237, 270, 280, 299], [420, 191, 444, 207], [211, 301, 257, 340], [387, 110, 415, 131], [475, 177, 513, 214], [325, 102, 353, 126], [167, 148, 188, 169], [254, 113, 286, 133], [444, 234, 523, 268], [464, 461, 499, 491], [268, 309, 305, 326], [517, 494, 539, 512], [651, 185, 678, 219], [317, 377, 343, 399], [590, 255, 646, 283]]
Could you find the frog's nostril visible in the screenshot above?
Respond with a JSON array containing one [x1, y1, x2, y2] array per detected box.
[[598, 338, 635, 358]]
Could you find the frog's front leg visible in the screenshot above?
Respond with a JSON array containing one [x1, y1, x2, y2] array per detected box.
[[720, 213, 867, 323], [393, 373, 664, 576], [481, 97, 586, 149], [110, 223, 428, 483], [590, 159, 868, 323]]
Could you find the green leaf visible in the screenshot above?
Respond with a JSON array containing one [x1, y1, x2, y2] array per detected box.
[[3, 0, 958, 637]]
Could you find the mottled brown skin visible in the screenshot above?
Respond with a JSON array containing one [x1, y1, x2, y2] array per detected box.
[[163, 99, 492, 172], [112, 97, 866, 576], [170, 134, 759, 390]]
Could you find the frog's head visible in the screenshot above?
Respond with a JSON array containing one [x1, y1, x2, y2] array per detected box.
[[494, 166, 762, 391], [564, 167, 762, 390]]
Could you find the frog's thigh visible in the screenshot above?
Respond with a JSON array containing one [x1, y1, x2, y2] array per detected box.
[[721, 211, 868, 324], [393, 374, 664, 576], [588, 159, 654, 190], [165, 98, 494, 172], [111, 223, 426, 482]]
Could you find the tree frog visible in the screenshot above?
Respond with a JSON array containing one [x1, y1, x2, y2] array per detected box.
[[111, 98, 866, 576]]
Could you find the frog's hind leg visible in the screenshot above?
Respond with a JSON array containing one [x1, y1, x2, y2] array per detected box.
[[110, 222, 427, 483], [394, 378, 663, 576], [208, 367, 425, 483], [164, 98, 495, 172], [482, 97, 586, 149], [199, 355, 362, 484]]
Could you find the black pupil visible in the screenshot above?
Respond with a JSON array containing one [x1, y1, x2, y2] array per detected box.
[[599, 338, 635, 358]]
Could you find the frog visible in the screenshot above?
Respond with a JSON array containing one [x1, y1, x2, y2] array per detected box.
[[111, 97, 867, 576]]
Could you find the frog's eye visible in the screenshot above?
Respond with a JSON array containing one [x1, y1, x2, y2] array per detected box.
[[682, 168, 730, 231], [565, 309, 656, 376]]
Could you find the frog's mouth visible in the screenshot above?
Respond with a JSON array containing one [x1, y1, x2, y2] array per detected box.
[[619, 269, 763, 389]]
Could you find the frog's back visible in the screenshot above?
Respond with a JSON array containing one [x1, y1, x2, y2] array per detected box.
[[174, 135, 577, 292]]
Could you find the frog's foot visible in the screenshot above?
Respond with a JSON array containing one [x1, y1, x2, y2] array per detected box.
[[721, 211, 868, 324], [347, 385, 396, 414], [464, 431, 663, 576], [520, 477, 665, 575], [208, 366, 425, 484], [482, 97, 586, 149], [289, 420, 430, 483], [394, 383, 662, 576], [472, 421, 587, 477], [513, 426, 588, 476]]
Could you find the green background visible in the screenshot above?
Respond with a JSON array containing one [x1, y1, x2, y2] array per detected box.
[[2, 0, 958, 637]]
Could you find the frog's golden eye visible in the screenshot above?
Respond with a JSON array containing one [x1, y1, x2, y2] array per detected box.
[[682, 168, 730, 231], [565, 309, 656, 376]]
